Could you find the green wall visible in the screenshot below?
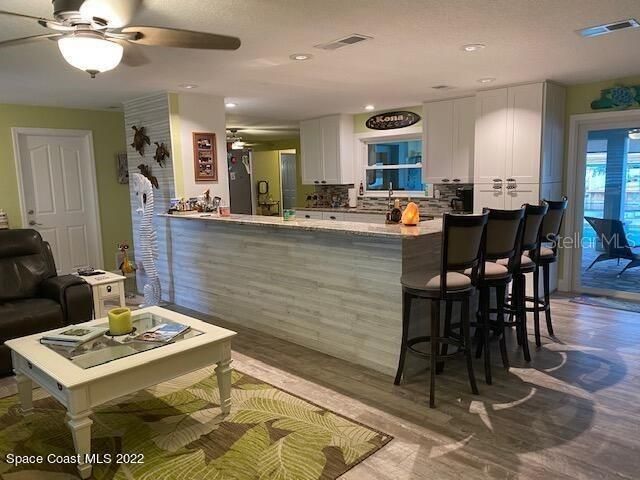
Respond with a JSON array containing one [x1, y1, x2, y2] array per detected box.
[[252, 150, 282, 214], [565, 75, 640, 117], [354, 105, 423, 133], [251, 138, 314, 207], [0, 104, 132, 270]]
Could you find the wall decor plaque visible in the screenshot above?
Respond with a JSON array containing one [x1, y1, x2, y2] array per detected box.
[[193, 132, 218, 182], [365, 111, 421, 130]]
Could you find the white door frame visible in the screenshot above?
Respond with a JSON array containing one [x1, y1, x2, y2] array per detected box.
[[11, 127, 105, 269], [563, 109, 640, 296]]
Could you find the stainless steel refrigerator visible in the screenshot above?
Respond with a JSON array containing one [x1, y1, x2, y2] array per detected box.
[[227, 149, 254, 214]]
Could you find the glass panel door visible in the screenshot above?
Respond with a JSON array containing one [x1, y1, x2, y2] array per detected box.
[[580, 127, 640, 294]]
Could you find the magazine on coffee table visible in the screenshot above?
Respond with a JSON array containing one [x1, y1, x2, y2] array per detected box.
[[134, 323, 190, 343]]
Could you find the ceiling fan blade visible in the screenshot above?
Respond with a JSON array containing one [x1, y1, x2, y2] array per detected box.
[[80, 0, 143, 29], [118, 42, 151, 67], [0, 10, 54, 23], [121, 26, 241, 50], [0, 34, 63, 48]]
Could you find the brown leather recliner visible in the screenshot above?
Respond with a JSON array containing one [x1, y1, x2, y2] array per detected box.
[[0, 229, 93, 376]]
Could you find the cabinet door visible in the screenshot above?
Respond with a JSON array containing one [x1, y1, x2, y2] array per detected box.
[[344, 213, 386, 224], [541, 83, 566, 184], [505, 183, 539, 209], [321, 116, 340, 184], [474, 89, 508, 183], [473, 183, 505, 213], [300, 119, 323, 185], [423, 100, 454, 184], [507, 83, 543, 184], [452, 96, 475, 183]]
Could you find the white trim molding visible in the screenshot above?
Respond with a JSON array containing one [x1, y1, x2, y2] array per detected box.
[[562, 108, 640, 293], [11, 127, 105, 270]]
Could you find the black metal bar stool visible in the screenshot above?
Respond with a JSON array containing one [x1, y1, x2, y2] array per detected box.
[[394, 213, 488, 408], [471, 208, 525, 385], [501, 203, 548, 362], [526, 196, 568, 347]]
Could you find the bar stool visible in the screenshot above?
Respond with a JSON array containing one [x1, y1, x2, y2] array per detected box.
[[472, 208, 525, 385], [394, 213, 488, 408], [501, 203, 548, 362], [526, 196, 568, 347]]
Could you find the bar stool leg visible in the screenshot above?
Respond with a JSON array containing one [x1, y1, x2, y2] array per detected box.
[[533, 266, 542, 347], [513, 278, 523, 346], [394, 290, 412, 385], [437, 300, 452, 374], [481, 288, 492, 385], [475, 288, 486, 359], [429, 299, 440, 408], [461, 297, 479, 395], [518, 274, 532, 362], [496, 284, 510, 369], [543, 263, 554, 337]]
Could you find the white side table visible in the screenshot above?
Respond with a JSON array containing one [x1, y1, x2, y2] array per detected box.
[[80, 272, 126, 319]]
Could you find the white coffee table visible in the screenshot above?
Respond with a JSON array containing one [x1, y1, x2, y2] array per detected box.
[[5, 306, 236, 479]]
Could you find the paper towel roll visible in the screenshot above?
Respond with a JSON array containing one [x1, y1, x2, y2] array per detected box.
[[348, 188, 357, 208]]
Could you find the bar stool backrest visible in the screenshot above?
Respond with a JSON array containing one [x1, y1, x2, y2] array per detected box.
[[482, 208, 526, 271], [521, 203, 549, 262], [540, 196, 569, 255], [441, 213, 488, 295]]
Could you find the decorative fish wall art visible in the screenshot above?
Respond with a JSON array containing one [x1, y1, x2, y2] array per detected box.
[[153, 142, 170, 167], [131, 125, 151, 156], [591, 85, 640, 110]]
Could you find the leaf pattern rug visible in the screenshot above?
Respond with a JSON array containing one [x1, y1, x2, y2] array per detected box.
[[0, 368, 391, 479]]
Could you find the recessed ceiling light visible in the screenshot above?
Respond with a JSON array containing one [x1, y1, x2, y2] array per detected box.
[[225, 102, 237, 108], [290, 53, 313, 61], [364, 105, 375, 111], [179, 83, 198, 89], [462, 43, 486, 52], [477, 77, 496, 84]]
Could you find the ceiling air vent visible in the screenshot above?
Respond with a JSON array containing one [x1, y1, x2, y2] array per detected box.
[[578, 18, 640, 37], [314, 34, 372, 50]]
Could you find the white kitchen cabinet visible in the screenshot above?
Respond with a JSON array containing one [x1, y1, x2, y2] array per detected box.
[[299, 210, 323, 220], [423, 96, 474, 184], [473, 82, 566, 212], [344, 212, 386, 224], [300, 119, 323, 184], [322, 211, 345, 221], [507, 83, 544, 184], [474, 184, 506, 212], [300, 115, 354, 185], [474, 88, 509, 183]]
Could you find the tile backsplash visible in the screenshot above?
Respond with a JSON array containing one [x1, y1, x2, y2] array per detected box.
[[303, 183, 472, 215]]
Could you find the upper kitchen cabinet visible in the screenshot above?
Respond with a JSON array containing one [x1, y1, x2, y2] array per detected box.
[[423, 96, 475, 184], [474, 82, 566, 186], [300, 114, 354, 185]]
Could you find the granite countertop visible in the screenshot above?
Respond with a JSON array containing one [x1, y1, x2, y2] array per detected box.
[[160, 213, 442, 238]]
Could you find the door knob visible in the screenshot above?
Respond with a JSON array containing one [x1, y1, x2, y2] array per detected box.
[[28, 220, 42, 226], [27, 209, 34, 215]]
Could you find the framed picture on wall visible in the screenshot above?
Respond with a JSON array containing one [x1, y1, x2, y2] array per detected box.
[[193, 132, 217, 181]]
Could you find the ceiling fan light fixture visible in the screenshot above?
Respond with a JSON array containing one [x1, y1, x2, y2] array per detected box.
[[58, 35, 123, 77]]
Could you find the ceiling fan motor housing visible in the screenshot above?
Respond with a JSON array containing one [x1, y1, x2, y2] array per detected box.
[[52, 0, 86, 22]]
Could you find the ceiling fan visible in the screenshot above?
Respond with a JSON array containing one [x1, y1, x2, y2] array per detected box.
[[0, 0, 241, 77]]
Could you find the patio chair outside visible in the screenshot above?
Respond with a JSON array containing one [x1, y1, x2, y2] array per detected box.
[[584, 216, 640, 277]]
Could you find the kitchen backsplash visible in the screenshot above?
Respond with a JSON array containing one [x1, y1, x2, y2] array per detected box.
[[304, 183, 472, 215]]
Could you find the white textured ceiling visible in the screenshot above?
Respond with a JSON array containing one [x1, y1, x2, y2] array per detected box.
[[2, 0, 640, 135]]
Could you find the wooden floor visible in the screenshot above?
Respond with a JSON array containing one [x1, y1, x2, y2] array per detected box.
[[2, 296, 638, 479]]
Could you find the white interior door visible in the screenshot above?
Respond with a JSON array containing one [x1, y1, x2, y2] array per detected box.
[[15, 129, 102, 274]]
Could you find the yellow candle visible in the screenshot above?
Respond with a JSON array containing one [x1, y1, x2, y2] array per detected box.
[[108, 307, 132, 335]]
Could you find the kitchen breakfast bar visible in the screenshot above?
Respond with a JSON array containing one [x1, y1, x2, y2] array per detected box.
[[159, 213, 443, 375]]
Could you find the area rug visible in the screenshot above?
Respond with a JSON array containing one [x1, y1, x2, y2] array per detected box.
[[570, 295, 640, 313], [0, 368, 392, 479]]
